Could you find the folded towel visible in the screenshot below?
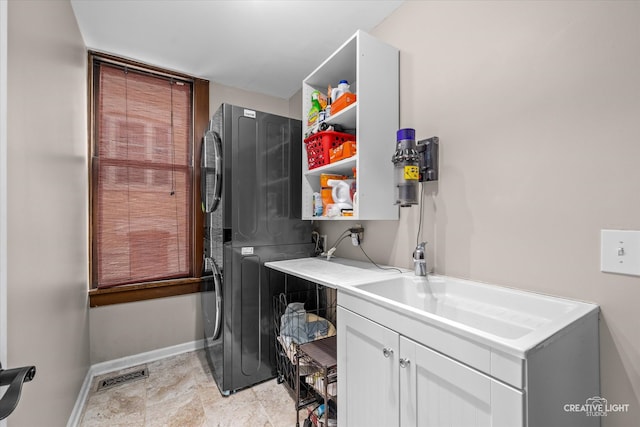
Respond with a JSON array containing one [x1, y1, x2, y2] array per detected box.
[[307, 319, 329, 341], [280, 302, 308, 344]]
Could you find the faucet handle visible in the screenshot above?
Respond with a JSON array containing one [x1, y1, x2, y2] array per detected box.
[[413, 241, 428, 276], [413, 241, 427, 260]]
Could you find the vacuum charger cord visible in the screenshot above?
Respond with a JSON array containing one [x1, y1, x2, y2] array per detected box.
[[322, 226, 402, 274], [322, 229, 351, 260]]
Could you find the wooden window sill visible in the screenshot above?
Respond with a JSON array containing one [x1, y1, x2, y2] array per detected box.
[[89, 277, 203, 307]]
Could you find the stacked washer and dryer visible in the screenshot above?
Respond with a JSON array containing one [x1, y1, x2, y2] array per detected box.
[[200, 103, 314, 395]]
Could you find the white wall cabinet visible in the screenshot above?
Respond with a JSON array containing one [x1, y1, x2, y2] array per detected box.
[[338, 307, 523, 427], [301, 30, 399, 220]]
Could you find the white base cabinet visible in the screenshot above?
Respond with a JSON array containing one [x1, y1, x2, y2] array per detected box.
[[338, 307, 523, 427], [337, 286, 599, 427], [400, 336, 523, 427], [338, 305, 399, 427]]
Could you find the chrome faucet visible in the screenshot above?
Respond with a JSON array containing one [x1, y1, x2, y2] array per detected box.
[[413, 242, 427, 276]]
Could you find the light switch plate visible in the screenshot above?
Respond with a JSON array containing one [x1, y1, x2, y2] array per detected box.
[[601, 229, 640, 276]]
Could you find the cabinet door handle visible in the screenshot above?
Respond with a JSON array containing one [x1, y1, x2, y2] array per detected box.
[[399, 358, 411, 368], [382, 347, 394, 358]]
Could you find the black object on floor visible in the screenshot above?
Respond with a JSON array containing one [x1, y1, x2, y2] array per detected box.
[[0, 362, 36, 420]]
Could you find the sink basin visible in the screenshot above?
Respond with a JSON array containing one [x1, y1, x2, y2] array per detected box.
[[353, 274, 578, 340]]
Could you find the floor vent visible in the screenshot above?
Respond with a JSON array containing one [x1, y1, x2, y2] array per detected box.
[[96, 368, 148, 391]]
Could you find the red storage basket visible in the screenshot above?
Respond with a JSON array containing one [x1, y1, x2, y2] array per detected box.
[[304, 131, 355, 170]]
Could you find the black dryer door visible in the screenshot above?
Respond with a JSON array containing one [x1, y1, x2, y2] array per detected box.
[[201, 129, 222, 213]]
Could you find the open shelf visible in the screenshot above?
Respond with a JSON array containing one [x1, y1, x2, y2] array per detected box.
[[301, 31, 400, 221]]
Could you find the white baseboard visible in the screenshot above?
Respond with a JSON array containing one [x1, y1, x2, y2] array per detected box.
[[67, 339, 205, 427]]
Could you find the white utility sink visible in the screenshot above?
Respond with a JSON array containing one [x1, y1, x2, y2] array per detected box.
[[348, 273, 598, 355], [354, 275, 573, 339]]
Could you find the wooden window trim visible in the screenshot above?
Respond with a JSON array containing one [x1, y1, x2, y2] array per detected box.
[[88, 277, 204, 307], [88, 51, 209, 307]]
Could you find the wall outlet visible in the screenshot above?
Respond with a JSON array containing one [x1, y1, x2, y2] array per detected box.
[[350, 224, 364, 246], [601, 229, 640, 276]]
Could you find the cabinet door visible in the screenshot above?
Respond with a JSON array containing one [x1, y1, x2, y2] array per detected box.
[[338, 307, 400, 427], [400, 337, 523, 427]]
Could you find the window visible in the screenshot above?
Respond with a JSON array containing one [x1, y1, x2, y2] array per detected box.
[[89, 52, 209, 306]]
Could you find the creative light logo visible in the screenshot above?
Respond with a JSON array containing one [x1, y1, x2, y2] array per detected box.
[[564, 396, 630, 417]]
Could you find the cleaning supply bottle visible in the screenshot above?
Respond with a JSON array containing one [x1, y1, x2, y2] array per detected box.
[[350, 167, 357, 217], [313, 192, 323, 216], [350, 167, 357, 201], [307, 90, 322, 127], [331, 80, 351, 102]]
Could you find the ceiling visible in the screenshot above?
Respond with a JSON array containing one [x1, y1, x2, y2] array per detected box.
[[70, 0, 404, 99]]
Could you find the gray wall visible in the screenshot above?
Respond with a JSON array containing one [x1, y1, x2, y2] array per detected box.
[[288, 88, 303, 120], [210, 82, 293, 118], [7, 0, 89, 424], [320, 1, 640, 425], [89, 294, 204, 364]]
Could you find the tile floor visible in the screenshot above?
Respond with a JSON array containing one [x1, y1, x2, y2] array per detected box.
[[78, 349, 304, 427]]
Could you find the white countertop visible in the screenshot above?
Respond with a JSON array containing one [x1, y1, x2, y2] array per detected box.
[[265, 256, 599, 359], [264, 256, 408, 289]]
